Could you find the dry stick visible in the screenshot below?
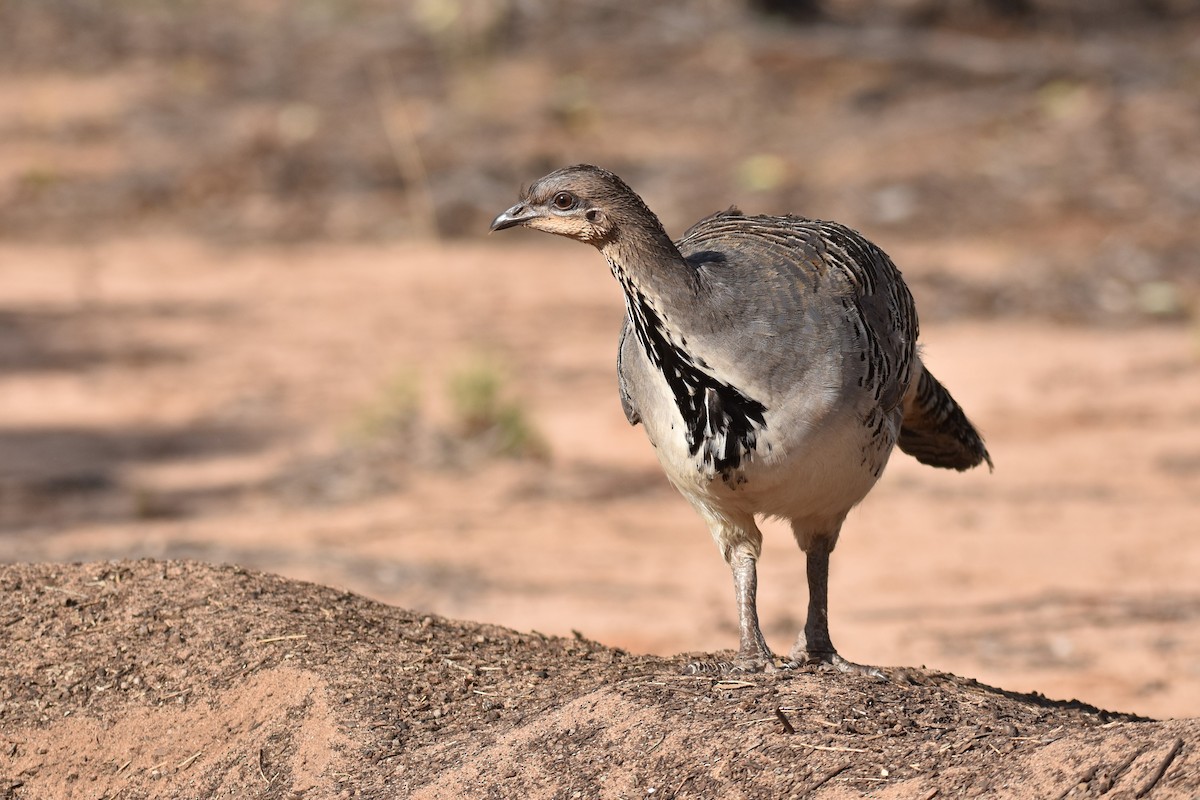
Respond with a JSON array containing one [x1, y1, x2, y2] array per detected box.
[[808, 763, 850, 791], [735, 717, 780, 728], [1134, 738, 1184, 799], [673, 771, 698, 796], [1101, 746, 1147, 792], [176, 750, 203, 770], [792, 742, 868, 753], [1055, 763, 1100, 800], [258, 747, 271, 785], [774, 707, 796, 735], [369, 59, 440, 242], [256, 634, 308, 644]]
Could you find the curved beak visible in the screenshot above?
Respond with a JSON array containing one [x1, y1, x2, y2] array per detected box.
[[489, 202, 540, 232]]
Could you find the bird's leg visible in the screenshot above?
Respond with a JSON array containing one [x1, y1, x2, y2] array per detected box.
[[685, 516, 777, 674], [788, 535, 884, 679], [791, 540, 836, 660], [729, 544, 775, 671]]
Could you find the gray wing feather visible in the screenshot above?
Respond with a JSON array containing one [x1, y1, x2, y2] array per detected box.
[[675, 213, 918, 413], [617, 316, 642, 426]]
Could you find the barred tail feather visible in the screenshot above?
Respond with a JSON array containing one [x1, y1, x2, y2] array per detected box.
[[899, 366, 993, 472]]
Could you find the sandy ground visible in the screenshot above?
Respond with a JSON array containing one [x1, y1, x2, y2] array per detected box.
[[2, 236, 1197, 723], [3, 560, 1197, 799]]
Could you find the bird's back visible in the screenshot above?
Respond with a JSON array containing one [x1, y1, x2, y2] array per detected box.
[[663, 209, 989, 480], [671, 210, 918, 418]]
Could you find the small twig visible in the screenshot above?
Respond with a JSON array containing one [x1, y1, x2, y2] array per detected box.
[[256, 634, 308, 644], [919, 789, 940, 800], [1103, 746, 1147, 791], [1134, 738, 1184, 798], [114, 759, 131, 774], [809, 763, 849, 791], [714, 680, 756, 689], [1055, 764, 1099, 800], [735, 717, 779, 728], [774, 707, 796, 735], [647, 731, 668, 753], [258, 747, 271, 785], [792, 742, 868, 753], [176, 751, 202, 770], [673, 771, 697, 796]]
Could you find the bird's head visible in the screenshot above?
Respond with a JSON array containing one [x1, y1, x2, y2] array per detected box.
[[490, 164, 656, 247]]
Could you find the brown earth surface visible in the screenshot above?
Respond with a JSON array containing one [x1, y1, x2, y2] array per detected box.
[[2, 559, 1197, 800]]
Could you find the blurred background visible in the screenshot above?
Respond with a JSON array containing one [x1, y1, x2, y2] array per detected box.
[[1, 0, 1198, 718]]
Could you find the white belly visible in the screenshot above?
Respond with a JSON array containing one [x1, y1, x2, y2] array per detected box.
[[628, 341, 895, 531]]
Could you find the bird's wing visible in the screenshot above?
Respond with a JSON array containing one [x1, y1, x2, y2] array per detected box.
[[674, 214, 918, 415], [617, 315, 642, 426]]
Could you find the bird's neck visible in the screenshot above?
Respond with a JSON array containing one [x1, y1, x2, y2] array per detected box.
[[599, 223, 698, 310]]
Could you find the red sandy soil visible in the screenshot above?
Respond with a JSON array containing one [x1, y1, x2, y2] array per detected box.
[[2, 559, 1197, 799]]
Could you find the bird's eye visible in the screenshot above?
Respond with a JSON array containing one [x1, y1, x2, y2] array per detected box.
[[552, 192, 575, 210]]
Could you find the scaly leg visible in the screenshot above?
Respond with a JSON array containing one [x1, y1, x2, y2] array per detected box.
[[686, 517, 777, 674], [729, 543, 775, 670], [788, 535, 883, 678]]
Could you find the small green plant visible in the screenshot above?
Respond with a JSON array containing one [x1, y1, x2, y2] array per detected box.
[[349, 368, 422, 444], [449, 357, 548, 460]]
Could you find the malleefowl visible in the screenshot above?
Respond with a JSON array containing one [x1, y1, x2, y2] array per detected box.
[[491, 164, 991, 674]]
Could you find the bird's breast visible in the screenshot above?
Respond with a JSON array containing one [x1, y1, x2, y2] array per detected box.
[[622, 326, 893, 519], [618, 283, 768, 487]]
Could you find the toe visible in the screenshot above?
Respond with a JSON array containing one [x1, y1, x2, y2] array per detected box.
[[684, 654, 776, 675], [787, 650, 886, 680], [828, 653, 886, 680]]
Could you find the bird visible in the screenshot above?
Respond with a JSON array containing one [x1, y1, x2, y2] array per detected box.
[[490, 164, 991, 675]]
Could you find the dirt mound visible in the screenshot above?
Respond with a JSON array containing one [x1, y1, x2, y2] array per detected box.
[[1, 560, 1195, 799]]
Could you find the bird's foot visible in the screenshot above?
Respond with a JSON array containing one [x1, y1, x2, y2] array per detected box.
[[684, 651, 778, 675], [786, 649, 886, 680]]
